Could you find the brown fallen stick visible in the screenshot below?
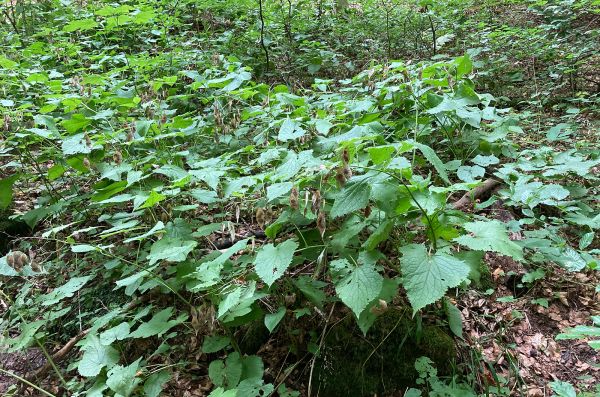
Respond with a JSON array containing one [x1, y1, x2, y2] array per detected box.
[[453, 178, 501, 211], [24, 299, 143, 384], [24, 328, 91, 384]]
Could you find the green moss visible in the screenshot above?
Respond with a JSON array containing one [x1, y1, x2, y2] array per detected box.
[[477, 261, 494, 291], [314, 308, 456, 397]]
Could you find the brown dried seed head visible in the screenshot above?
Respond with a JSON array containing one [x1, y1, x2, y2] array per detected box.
[[256, 208, 266, 229], [113, 150, 123, 164], [161, 212, 169, 223], [83, 157, 91, 169], [7, 251, 28, 272], [317, 211, 326, 237], [311, 190, 322, 214], [6, 253, 15, 268], [369, 299, 388, 315], [3, 114, 11, 132], [290, 187, 299, 210], [342, 147, 350, 164], [335, 167, 347, 187], [363, 205, 372, 218], [342, 164, 352, 179]]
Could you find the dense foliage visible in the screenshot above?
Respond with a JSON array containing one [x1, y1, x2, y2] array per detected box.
[[0, 0, 598, 396]]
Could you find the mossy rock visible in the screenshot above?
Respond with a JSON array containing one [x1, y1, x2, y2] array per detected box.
[[0, 211, 31, 255], [313, 308, 456, 397]]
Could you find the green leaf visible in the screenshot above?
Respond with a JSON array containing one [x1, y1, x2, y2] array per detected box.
[[78, 335, 120, 377], [456, 54, 473, 78], [267, 182, 293, 202], [41, 276, 92, 306], [209, 352, 243, 388], [400, 244, 470, 314], [61, 133, 92, 155], [579, 232, 594, 250], [278, 118, 304, 141], [0, 55, 18, 69], [457, 165, 484, 183], [444, 298, 463, 339], [363, 220, 393, 251], [411, 142, 450, 185], [454, 220, 524, 261], [106, 358, 141, 397], [334, 260, 383, 318], [129, 308, 186, 338], [330, 180, 371, 219], [315, 119, 333, 135], [71, 244, 98, 253], [202, 335, 231, 353], [254, 240, 298, 287], [264, 307, 286, 332], [62, 114, 91, 134], [147, 238, 197, 266], [143, 370, 171, 397], [100, 322, 130, 345], [293, 276, 327, 309], [208, 388, 237, 397], [368, 145, 396, 165], [9, 320, 45, 351], [0, 175, 19, 210], [138, 190, 166, 209], [63, 18, 98, 32], [549, 381, 576, 397]]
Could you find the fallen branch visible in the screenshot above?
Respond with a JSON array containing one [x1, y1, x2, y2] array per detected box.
[[24, 328, 90, 383], [453, 178, 501, 211]]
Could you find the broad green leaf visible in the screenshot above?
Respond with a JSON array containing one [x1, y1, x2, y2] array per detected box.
[[147, 238, 197, 265], [63, 18, 98, 32], [208, 388, 237, 397], [0, 175, 19, 210], [217, 282, 264, 322], [78, 335, 119, 377], [267, 182, 293, 202], [454, 220, 524, 261], [444, 298, 463, 339], [330, 180, 371, 219], [411, 142, 450, 185], [455, 54, 473, 78], [549, 381, 576, 397], [209, 352, 243, 388], [315, 119, 333, 135], [0, 55, 17, 69], [9, 320, 45, 351], [334, 260, 383, 318], [278, 118, 304, 141], [41, 276, 92, 306], [254, 240, 298, 287], [190, 239, 249, 290], [99, 322, 130, 345], [138, 190, 166, 209], [400, 244, 470, 314], [143, 370, 171, 397], [363, 220, 393, 251], [62, 114, 91, 134], [457, 165, 484, 183], [71, 244, 98, 253], [106, 358, 141, 397], [202, 335, 231, 353], [129, 307, 186, 338], [264, 307, 286, 332]]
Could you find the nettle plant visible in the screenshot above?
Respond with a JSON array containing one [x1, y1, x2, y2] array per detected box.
[[0, 16, 598, 393]]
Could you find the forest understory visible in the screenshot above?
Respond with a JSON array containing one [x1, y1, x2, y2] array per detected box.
[[0, 0, 599, 396]]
